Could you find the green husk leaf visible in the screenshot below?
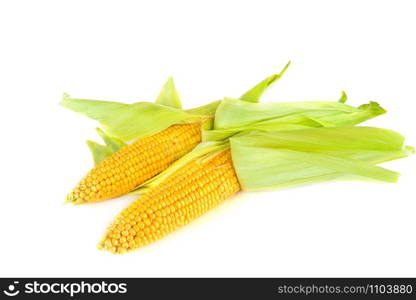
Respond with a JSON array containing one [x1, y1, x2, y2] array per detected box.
[[86, 128, 126, 166], [95, 128, 125, 152], [61, 94, 203, 141], [338, 90, 348, 103], [155, 77, 182, 109], [86, 140, 114, 166], [129, 141, 229, 195], [204, 98, 386, 141], [185, 100, 221, 116], [229, 127, 413, 191], [203, 120, 314, 141], [214, 98, 385, 130], [231, 127, 405, 152], [185, 64, 291, 116], [240, 61, 291, 103]]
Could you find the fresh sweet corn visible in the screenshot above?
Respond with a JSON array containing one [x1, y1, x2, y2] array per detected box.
[[67, 123, 202, 204], [99, 149, 240, 254]]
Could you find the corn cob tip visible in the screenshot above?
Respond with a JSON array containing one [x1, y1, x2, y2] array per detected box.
[[65, 191, 84, 205], [98, 238, 127, 254]]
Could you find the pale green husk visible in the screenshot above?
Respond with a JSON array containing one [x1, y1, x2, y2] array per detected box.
[[204, 97, 386, 141], [229, 127, 414, 191], [185, 100, 221, 116], [86, 128, 125, 166], [184, 62, 291, 116], [155, 77, 182, 109], [213, 97, 385, 129], [61, 94, 203, 142], [239, 61, 291, 102]]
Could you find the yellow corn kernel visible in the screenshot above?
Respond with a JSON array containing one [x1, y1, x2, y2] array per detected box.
[[67, 123, 201, 204], [99, 149, 240, 254]]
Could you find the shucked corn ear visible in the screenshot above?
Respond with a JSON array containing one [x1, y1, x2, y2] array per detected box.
[[99, 149, 240, 253], [67, 122, 201, 204]]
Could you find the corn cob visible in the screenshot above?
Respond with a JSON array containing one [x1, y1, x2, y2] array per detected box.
[[67, 123, 202, 204], [99, 149, 240, 253]]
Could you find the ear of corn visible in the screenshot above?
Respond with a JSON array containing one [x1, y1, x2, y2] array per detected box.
[[99, 149, 240, 254], [67, 122, 202, 204]]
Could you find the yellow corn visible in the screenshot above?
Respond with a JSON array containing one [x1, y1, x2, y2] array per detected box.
[[99, 149, 240, 254], [67, 123, 202, 204]]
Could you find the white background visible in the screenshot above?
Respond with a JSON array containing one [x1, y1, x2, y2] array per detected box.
[[0, 0, 415, 277]]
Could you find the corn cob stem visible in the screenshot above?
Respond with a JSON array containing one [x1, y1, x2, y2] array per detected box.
[[99, 149, 240, 254], [67, 123, 202, 204]]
